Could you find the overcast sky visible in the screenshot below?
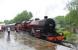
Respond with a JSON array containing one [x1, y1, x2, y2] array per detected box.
[[0, 0, 70, 22]]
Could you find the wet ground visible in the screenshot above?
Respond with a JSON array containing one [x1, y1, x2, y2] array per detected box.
[[0, 31, 76, 50]]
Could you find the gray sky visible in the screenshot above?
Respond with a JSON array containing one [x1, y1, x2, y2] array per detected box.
[[0, 0, 70, 22]]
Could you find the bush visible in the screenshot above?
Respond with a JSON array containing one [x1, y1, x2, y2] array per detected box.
[[63, 31, 71, 38], [63, 31, 76, 42], [56, 28, 77, 42], [56, 28, 65, 33]]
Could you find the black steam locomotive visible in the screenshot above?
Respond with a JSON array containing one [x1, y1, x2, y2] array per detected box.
[[15, 16, 75, 48], [15, 16, 64, 43], [29, 16, 64, 44]]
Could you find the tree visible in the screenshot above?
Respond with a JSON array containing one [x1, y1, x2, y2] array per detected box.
[[65, 10, 78, 25], [13, 10, 33, 23], [55, 16, 66, 28], [4, 20, 10, 24], [67, 0, 78, 10], [67, 0, 78, 25], [65, 10, 78, 33], [67, 0, 78, 24], [0, 22, 4, 24], [66, 0, 78, 33]]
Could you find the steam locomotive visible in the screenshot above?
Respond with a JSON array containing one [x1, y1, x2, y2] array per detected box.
[[15, 16, 64, 44]]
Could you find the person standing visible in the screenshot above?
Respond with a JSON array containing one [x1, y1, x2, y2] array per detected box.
[[7, 27, 11, 36]]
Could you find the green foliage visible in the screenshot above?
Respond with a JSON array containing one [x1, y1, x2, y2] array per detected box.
[[65, 10, 78, 26], [4, 20, 10, 24], [56, 28, 65, 33], [55, 0, 78, 41], [63, 31, 71, 39], [3, 10, 33, 24], [55, 16, 66, 28], [66, 0, 78, 26], [0, 22, 4, 24], [55, 13, 78, 41], [67, 0, 78, 10], [63, 31, 77, 42], [4, 20, 15, 24], [13, 10, 33, 23], [65, 0, 78, 33]]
